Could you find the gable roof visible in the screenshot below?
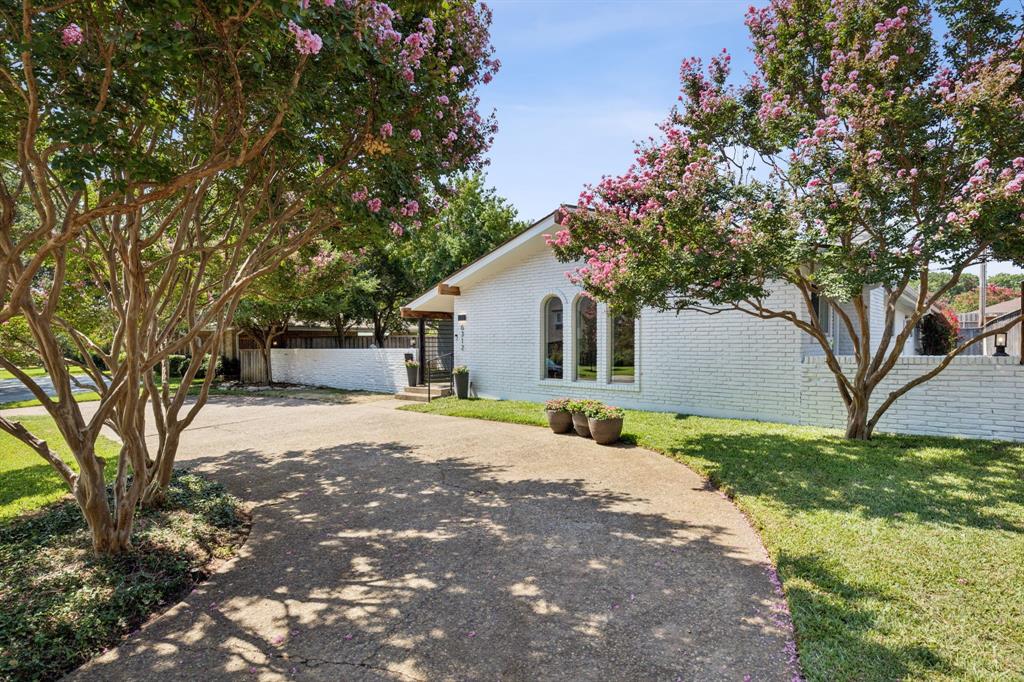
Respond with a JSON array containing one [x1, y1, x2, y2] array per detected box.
[[970, 296, 1022, 318], [404, 207, 567, 313]]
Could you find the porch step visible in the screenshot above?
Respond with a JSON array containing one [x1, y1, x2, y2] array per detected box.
[[395, 386, 452, 401]]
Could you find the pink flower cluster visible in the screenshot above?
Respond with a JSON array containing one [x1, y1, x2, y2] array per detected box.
[[287, 20, 322, 55], [61, 23, 84, 46]]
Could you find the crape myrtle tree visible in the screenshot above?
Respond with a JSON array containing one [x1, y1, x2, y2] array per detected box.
[[551, 0, 1023, 440], [0, 0, 498, 552]]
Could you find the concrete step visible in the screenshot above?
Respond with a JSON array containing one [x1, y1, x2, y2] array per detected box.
[[402, 385, 452, 396], [395, 387, 452, 402], [395, 392, 429, 402]]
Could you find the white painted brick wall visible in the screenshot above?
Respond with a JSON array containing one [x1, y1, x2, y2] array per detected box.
[[451, 246, 1024, 441], [453, 246, 805, 423], [272, 348, 411, 393], [800, 356, 1024, 440]]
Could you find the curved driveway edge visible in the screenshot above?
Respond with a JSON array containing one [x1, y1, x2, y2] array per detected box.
[[53, 396, 800, 681]]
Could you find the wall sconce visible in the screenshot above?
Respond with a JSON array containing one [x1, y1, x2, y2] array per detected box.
[[457, 313, 467, 350], [994, 332, 1009, 357]]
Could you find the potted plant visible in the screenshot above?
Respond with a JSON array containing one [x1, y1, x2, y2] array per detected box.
[[452, 365, 470, 399], [585, 404, 625, 445], [567, 399, 603, 438], [405, 360, 419, 387], [544, 398, 573, 433]]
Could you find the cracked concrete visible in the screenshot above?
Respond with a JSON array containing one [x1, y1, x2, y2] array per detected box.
[[8, 395, 801, 680]]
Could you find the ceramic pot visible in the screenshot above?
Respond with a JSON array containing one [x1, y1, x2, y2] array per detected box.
[[571, 411, 591, 438], [587, 417, 623, 445], [546, 410, 573, 433], [454, 372, 469, 399]]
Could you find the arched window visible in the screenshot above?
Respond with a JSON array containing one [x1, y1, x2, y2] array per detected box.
[[575, 297, 597, 381], [610, 314, 635, 383], [543, 297, 563, 379]]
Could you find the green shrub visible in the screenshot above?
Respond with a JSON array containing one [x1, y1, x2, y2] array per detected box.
[[0, 471, 245, 681]]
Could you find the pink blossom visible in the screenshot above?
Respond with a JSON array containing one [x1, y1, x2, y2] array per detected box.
[[287, 21, 322, 55], [806, 178, 823, 188], [410, 128, 422, 141], [61, 23, 84, 46], [380, 122, 393, 138], [367, 198, 382, 213], [390, 222, 404, 236], [866, 150, 882, 165]]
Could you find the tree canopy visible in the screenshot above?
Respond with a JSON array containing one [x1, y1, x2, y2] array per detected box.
[[0, 0, 498, 553]]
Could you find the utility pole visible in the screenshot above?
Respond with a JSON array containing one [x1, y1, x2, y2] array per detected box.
[[979, 260, 987, 355]]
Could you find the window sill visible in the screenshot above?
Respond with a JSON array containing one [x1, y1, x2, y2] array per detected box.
[[536, 379, 640, 393]]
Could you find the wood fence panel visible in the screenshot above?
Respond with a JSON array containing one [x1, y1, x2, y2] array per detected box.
[[240, 350, 267, 384]]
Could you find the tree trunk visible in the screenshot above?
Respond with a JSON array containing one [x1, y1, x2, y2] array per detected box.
[[844, 398, 872, 440], [73, 448, 132, 553], [142, 430, 181, 508], [260, 340, 274, 384], [373, 313, 386, 346]]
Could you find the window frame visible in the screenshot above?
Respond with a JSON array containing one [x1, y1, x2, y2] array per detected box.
[[541, 295, 565, 380], [608, 312, 636, 384], [574, 295, 598, 382]]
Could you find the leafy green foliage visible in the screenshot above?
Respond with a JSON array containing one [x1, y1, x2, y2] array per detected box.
[[0, 471, 245, 681], [305, 172, 525, 343], [402, 397, 1024, 681]]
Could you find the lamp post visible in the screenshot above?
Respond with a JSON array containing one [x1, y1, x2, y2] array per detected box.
[[994, 332, 1009, 357]]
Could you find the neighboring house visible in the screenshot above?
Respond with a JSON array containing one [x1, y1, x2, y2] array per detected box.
[[402, 208, 931, 426], [237, 323, 417, 352], [960, 297, 1023, 356]]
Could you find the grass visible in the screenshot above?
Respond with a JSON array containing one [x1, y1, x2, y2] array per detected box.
[[400, 398, 1024, 682], [0, 416, 119, 520], [0, 470, 246, 681], [0, 367, 47, 380]]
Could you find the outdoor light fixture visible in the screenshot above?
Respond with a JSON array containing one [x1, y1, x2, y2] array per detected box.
[[994, 332, 1009, 357]]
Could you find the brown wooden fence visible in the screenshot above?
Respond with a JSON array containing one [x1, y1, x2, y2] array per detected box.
[[240, 350, 268, 384]]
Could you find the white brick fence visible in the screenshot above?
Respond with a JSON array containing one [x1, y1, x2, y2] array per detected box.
[[800, 356, 1024, 441], [271, 348, 412, 393]]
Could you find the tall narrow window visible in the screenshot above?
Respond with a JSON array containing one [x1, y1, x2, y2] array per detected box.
[[544, 298, 563, 379], [811, 294, 831, 336], [611, 314, 635, 383], [575, 297, 597, 381]]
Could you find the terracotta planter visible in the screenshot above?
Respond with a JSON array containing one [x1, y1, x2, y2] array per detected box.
[[546, 410, 573, 433], [587, 417, 623, 445], [454, 372, 469, 399], [571, 411, 591, 438], [406, 365, 419, 387]]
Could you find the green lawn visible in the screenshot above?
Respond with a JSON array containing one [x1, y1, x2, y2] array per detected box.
[[0, 417, 119, 520], [400, 398, 1024, 682]]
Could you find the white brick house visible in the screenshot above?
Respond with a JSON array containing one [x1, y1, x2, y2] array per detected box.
[[401, 209, 1024, 441]]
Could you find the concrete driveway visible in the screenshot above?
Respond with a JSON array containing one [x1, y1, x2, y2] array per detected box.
[[7, 396, 799, 680]]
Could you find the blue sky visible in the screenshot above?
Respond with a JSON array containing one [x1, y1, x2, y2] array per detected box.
[[476, 0, 1020, 276]]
